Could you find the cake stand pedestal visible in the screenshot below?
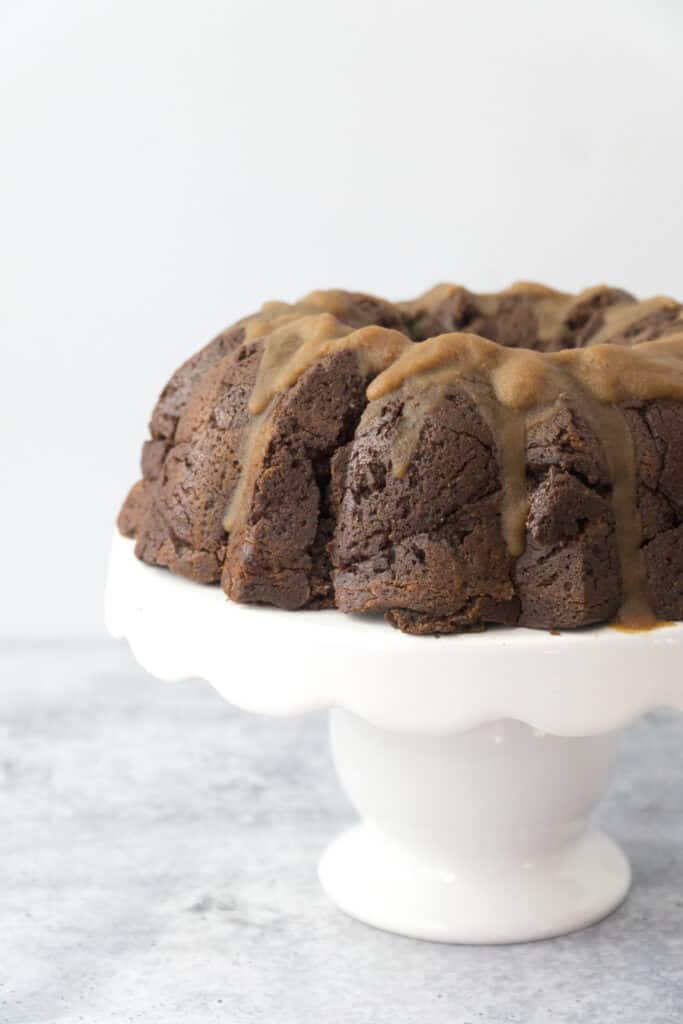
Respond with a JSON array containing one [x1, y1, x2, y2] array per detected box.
[[106, 532, 683, 944]]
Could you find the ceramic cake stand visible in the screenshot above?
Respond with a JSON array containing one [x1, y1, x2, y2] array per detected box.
[[106, 532, 683, 944]]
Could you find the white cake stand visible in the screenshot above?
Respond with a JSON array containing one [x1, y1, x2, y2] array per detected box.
[[106, 532, 683, 944]]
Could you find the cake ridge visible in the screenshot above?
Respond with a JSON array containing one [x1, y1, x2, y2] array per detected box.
[[223, 313, 410, 534], [366, 330, 683, 629]]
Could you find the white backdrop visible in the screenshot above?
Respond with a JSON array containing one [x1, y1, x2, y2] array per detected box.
[[2, 0, 682, 635]]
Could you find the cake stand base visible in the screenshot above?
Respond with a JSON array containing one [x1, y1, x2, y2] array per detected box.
[[319, 825, 630, 944], [318, 709, 631, 944]]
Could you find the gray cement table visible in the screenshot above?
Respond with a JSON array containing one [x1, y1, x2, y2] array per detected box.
[[2, 639, 682, 1024]]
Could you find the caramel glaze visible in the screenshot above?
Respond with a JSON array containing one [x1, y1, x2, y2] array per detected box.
[[222, 311, 409, 532], [221, 283, 683, 630], [368, 333, 683, 629], [400, 282, 683, 350]]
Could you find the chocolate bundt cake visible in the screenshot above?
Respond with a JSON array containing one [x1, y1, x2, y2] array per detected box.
[[118, 284, 683, 635]]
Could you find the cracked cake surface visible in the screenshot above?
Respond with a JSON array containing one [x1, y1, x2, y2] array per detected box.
[[118, 283, 683, 634]]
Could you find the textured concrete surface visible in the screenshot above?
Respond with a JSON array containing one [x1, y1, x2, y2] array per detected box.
[[1, 639, 682, 1024]]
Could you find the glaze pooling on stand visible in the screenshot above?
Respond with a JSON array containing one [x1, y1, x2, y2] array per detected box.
[[118, 282, 683, 635]]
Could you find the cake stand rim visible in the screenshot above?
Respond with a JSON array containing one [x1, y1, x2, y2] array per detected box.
[[106, 531, 683, 736]]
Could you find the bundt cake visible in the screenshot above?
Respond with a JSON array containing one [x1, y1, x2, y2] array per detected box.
[[118, 284, 683, 635]]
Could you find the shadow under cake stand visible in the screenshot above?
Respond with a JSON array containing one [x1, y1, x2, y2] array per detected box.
[[106, 532, 683, 944]]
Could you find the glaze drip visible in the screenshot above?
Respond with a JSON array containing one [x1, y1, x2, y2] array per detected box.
[[368, 331, 683, 627], [228, 288, 683, 623], [223, 311, 409, 533]]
